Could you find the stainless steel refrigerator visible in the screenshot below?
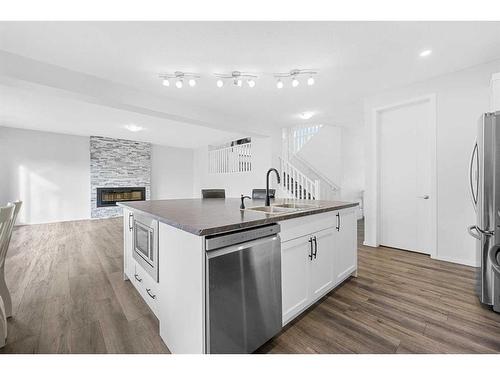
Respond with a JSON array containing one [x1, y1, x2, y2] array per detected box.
[[468, 112, 500, 312]]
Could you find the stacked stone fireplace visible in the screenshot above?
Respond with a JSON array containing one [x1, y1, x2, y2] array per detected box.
[[90, 136, 151, 218]]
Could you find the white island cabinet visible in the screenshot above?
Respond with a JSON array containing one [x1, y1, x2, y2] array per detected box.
[[280, 208, 357, 324], [120, 200, 358, 353]]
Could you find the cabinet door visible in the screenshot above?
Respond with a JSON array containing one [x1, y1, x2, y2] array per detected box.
[[281, 236, 312, 324], [333, 209, 357, 284], [309, 227, 335, 301], [123, 209, 134, 280]]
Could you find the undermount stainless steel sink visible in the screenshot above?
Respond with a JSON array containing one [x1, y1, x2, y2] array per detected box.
[[245, 203, 320, 215], [272, 203, 318, 210]]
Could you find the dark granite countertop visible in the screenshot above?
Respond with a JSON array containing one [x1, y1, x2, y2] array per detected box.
[[118, 198, 358, 236]]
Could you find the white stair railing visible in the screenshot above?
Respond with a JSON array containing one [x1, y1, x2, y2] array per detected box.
[[208, 143, 252, 174], [290, 154, 341, 200], [279, 157, 320, 200]]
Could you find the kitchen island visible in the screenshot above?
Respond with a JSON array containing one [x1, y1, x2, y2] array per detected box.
[[119, 198, 358, 354]]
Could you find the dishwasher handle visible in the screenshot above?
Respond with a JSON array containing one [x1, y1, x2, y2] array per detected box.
[[206, 234, 281, 259]]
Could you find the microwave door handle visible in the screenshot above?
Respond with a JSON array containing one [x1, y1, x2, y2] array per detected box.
[[469, 140, 479, 209]]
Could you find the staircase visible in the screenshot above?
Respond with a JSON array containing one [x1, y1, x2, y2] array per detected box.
[[279, 157, 320, 200], [278, 124, 341, 201], [290, 154, 341, 201]]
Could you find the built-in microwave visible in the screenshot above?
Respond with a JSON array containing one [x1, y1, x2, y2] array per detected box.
[[132, 213, 159, 282]]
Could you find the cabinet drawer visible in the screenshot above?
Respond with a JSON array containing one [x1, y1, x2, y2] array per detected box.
[[280, 211, 336, 242], [131, 262, 160, 317]]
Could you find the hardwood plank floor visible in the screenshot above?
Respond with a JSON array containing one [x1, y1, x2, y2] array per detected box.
[[1, 217, 499, 354]]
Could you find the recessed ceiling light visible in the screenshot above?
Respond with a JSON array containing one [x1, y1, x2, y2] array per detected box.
[[419, 49, 432, 57], [300, 112, 314, 120], [124, 124, 144, 132], [216, 79, 224, 88]]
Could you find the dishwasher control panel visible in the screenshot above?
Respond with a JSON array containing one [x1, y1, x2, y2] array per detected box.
[[205, 224, 280, 251]]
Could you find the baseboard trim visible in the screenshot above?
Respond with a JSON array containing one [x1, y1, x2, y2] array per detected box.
[[432, 254, 479, 267]]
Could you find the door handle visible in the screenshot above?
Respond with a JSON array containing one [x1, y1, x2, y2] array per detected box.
[[312, 236, 318, 259], [468, 225, 494, 240], [418, 195, 430, 200], [308, 237, 313, 260], [128, 213, 134, 231]]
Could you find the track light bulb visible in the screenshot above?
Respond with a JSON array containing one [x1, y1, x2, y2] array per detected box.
[[292, 77, 299, 87], [188, 78, 196, 87], [162, 79, 170, 87], [307, 76, 315, 86], [276, 79, 284, 89], [247, 79, 256, 88], [216, 79, 224, 88], [175, 79, 183, 89]]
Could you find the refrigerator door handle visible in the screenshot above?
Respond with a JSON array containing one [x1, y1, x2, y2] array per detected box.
[[469, 140, 479, 209]]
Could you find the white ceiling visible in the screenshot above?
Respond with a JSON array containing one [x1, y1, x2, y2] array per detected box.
[[0, 85, 241, 148], [2, 21, 500, 144]]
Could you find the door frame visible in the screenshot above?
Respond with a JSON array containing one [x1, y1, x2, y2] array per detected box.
[[368, 94, 437, 258]]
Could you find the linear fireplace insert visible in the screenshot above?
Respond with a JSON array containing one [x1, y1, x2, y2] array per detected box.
[[96, 187, 146, 207]]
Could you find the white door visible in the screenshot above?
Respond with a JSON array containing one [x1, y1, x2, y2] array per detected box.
[[333, 210, 357, 283], [379, 99, 432, 254], [281, 236, 311, 324], [309, 228, 335, 301]]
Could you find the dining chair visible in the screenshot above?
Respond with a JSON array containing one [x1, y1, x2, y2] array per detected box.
[[0, 200, 22, 319], [252, 189, 275, 200], [0, 203, 15, 348], [201, 189, 226, 199]]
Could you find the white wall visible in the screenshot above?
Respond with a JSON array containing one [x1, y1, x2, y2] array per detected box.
[[0, 126, 91, 224], [364, 59, 500, 266], [151, 144, 195, 199], [193, 137, 273, 198], [294, 125, 342, 187], [341, 126, 365, 204]]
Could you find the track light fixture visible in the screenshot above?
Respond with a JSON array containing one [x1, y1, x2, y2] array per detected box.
[[158, 69, 318, 90], [159, 71, 200, 88], [274, 69, 318, 88], [214, 71, 258, 88]]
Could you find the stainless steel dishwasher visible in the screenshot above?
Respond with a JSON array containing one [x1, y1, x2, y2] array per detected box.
[[205, 224, 282, 354]]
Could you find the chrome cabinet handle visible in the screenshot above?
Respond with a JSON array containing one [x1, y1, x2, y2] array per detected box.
[[336, 213, 341, 232], [134, 273, 142, 282], [418, 195, 430, 199], [128, 213, 133, 231], [146, 288, 156, 299], [308, 237, 313, 260], [312, 236, 318, 259]]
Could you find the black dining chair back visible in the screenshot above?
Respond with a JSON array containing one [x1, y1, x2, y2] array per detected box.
[[202, 189, 226, 199], [252, 189, 275, 200]]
